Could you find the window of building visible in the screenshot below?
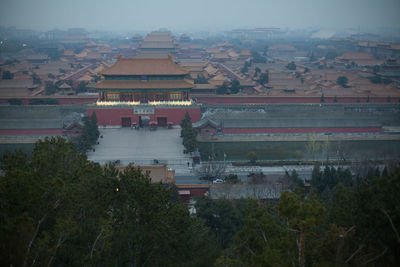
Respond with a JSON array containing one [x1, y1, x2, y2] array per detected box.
[[120, 93, 133, 102], [155, 93, 168, 101], [170, 92, 181, 100], [107, 93, 119, 101]]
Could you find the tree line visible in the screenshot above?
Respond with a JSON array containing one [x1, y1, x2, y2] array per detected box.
[[0, 137, 217, 266], [195, 164, 400, 266], [1, 136, 399, 266]]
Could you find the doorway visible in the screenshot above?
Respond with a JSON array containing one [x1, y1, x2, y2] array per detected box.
[[121, 117, 131, 127], [157, 117, 167, 127], [139, 116, 150, 127]]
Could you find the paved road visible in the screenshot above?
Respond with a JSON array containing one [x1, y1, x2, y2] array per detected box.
[[175, 164, 315, 184]]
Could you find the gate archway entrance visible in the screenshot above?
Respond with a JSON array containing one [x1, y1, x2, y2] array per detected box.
[[157, 117, 167, 127], [121, 117, 131, 127]]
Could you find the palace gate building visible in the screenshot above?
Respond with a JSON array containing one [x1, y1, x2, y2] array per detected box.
[[88, 56, 200, 127]]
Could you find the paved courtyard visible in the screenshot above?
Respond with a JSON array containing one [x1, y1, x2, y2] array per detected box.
[[87, 127, 192, 174]]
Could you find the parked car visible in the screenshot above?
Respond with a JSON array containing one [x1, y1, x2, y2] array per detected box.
[[212, 178, 224, 184]]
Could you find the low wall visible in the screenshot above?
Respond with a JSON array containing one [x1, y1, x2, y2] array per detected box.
[[0, 96, 97, 105], [0, 129, 64, 135], [196, 95, 399, 104], [222, 127, 382, 134]]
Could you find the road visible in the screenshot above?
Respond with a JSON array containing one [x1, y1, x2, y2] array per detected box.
[[174, 164, 315, 184]]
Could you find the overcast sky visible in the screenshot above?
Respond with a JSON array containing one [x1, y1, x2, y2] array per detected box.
[[1, 0, 399, 32]]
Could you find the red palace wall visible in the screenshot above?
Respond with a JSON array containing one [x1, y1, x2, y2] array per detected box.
[[195, 96, 398, 104], [0, 129, 64, 135], [222, 127, 382, 134], [88, 106, 201, 127], [0, 97, 97, 105]]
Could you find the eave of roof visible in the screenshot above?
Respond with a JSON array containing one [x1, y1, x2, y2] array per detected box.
[[101, 57, 188, 76], [94, 79, 194, 89]]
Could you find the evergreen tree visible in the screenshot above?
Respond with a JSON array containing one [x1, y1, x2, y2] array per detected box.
[[0, 137, 219, 266]]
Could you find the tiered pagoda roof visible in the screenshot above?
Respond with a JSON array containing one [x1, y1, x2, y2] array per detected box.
[[95, 79, 194, 89], [95, 56, 193, 90], [101, 57, 188, 76]]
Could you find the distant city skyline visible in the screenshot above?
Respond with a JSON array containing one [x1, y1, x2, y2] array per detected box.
[[1, 0, 399, 32]]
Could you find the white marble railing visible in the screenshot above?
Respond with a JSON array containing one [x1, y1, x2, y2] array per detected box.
[[95, 100, 193, 106]]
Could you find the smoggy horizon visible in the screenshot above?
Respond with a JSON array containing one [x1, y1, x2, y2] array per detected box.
[[0, 0, 399, 33]]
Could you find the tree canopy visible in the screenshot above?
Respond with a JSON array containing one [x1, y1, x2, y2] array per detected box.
[[180, 112, 198, 153], [337, 76, 349, 88], [0, 137, 218, 266], [1, 137, 399, 266], [286, 61, 296, 70]]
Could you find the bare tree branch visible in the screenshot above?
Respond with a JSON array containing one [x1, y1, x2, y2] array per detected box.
[[23, 213, 48, 267], [361, 247, 388, 266], [345, 244, 364, 264], [380, 208, 400, 243], [47, 234, 65, 267], [23, 198, 61, 267], [90, 227, 104, 259]]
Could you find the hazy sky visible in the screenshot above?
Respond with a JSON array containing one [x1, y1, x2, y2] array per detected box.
[[1, 0, 399, 32]]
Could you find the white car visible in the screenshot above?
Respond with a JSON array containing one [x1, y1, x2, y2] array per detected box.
[[212, 179, 224, 184]]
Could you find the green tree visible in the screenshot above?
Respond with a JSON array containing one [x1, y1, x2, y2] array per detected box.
[[277, 191, 326, 267], [0, 137, 109, 266], [286, 61, 296, 70], [216, 83, 228, 94], [369, 75, 382, 84], [194, 73, 208, 84], [32, 72, 41, 85], [180, 112, 197, 153], [45, 80, 58, 95], [230, 79, 240, 94], [76, 113, 99, 152], [2, 70, 14, 80], [320, 93, 325, 103], [77, 81, 88, 93], [225, 201, 292, 266], [0, 138, 220, 266], [247, 151, 258, 163], [325, 51, 338, 60], [337, 76, 349, 88], [383, 77, 393, 84], [195, 197, 247, 249], [109, 166, 218, 266], [241, 65, 248, 74], [225, 174, 241, 184], [258, 71, 269, 85]]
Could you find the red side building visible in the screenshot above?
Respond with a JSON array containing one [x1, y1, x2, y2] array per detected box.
[[88, 56, 200, 127]]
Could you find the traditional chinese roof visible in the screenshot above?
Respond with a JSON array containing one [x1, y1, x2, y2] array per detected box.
[[339, 52, 372, 60], [213, 53, 230, 59], [94, 79, 194, 90], [192, 117, 219, 129], [139, 32, 176, 49], [58, 82, 72, 89], [101, 56, 188, 76]]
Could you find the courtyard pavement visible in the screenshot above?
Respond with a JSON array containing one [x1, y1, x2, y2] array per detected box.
[[87, 127, 193, 174], [86, 127, 317, 181]]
